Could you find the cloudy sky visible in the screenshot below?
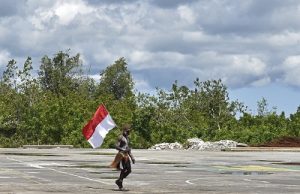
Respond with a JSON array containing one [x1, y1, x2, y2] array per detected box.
[[1, 0, 300, 115]]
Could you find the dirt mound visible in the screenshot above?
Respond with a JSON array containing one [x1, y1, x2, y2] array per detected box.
[[259, 136, 300, 147]]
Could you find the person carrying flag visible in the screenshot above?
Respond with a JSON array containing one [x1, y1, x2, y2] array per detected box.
[[82, 105, 135, 190], [111, 124, 135, 190]]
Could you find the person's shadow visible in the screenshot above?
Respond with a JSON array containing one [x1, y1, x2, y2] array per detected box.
[[112, 188, 130, 192]]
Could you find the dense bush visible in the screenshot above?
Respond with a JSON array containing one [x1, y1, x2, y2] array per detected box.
[[0, 51, 299, 148]]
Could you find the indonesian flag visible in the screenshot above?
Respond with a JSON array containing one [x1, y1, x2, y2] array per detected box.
[[82, 104, 116, 148]]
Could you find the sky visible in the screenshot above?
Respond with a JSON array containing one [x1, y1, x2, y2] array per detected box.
[[0, 0, 300, 115]]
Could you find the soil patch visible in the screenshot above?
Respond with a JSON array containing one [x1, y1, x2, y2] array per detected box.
[[258, 136, 300, 147]]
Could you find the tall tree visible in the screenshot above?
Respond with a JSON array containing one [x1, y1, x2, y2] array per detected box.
[[288, 106, 300, 136], [2, 59, 18, 89], [38, 51, 81, 96], [257, 97, 277, 116], [192, 79, 237, 137], [96, 57, 134, 100], [0, 59, 19, 140]]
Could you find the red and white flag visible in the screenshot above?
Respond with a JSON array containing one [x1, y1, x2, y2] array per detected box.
[[82, 104, 116, 148]]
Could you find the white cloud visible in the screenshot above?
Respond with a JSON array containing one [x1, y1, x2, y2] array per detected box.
[[0, 23, 9, 43], [182, 30, 221, 42], [250, 77, 271, 87], [1, 0, 300, 92], [191, 52, 268, 87], [55, 0, 94, 25], [92, 49, 118, 69], [230, 55, 266, 75], [281, 55, 300, 86], [134, 77, 154, 94], [129, 49, 270, 88], [0, 50, 11, 68], [88, 74, 101, 81], [194, 52, 266, 73], [129, 51, 152, 65], [29, 8, 55, 30], [267, 31, 300, 46], [177, 5, 196, 24], [129, 51, 186, 70], [29, 0, 94, 30]]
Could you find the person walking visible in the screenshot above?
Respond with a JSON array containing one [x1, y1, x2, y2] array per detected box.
[[111, 124, 135, 190]]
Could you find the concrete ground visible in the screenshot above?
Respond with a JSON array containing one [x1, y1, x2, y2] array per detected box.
[[0, 148, 300, 194]]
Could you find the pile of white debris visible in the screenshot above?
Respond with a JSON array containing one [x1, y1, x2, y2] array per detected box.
[[149, 138, 248, 151]]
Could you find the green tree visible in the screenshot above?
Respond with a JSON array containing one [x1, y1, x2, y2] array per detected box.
[[192, 79, 238, 138], [0, 59, 20, 146], [132, 92, 156, 147], [33, 51, 83, 145], [288, 106, 300, 136], [38, 51, 81, 96], [96, 57, 134, 100], [135, 81, 206, 145], [2, 59, 18, 89]]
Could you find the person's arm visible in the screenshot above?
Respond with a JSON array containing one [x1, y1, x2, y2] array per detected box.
[[129, 150, 135, 164]]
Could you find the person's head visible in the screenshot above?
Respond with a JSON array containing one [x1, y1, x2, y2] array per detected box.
[[122, 124, 131, 136]]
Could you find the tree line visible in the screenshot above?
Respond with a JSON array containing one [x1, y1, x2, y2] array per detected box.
[[0, 51, 299, 148]]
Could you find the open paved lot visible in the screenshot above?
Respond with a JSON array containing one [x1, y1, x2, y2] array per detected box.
[[0, 148, 300, 193]]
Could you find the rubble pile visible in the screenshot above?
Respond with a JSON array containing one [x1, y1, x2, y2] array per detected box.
[[186, 138, 238, 151], [149, 142, 183, 150], [149, 138, 247, 151]]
